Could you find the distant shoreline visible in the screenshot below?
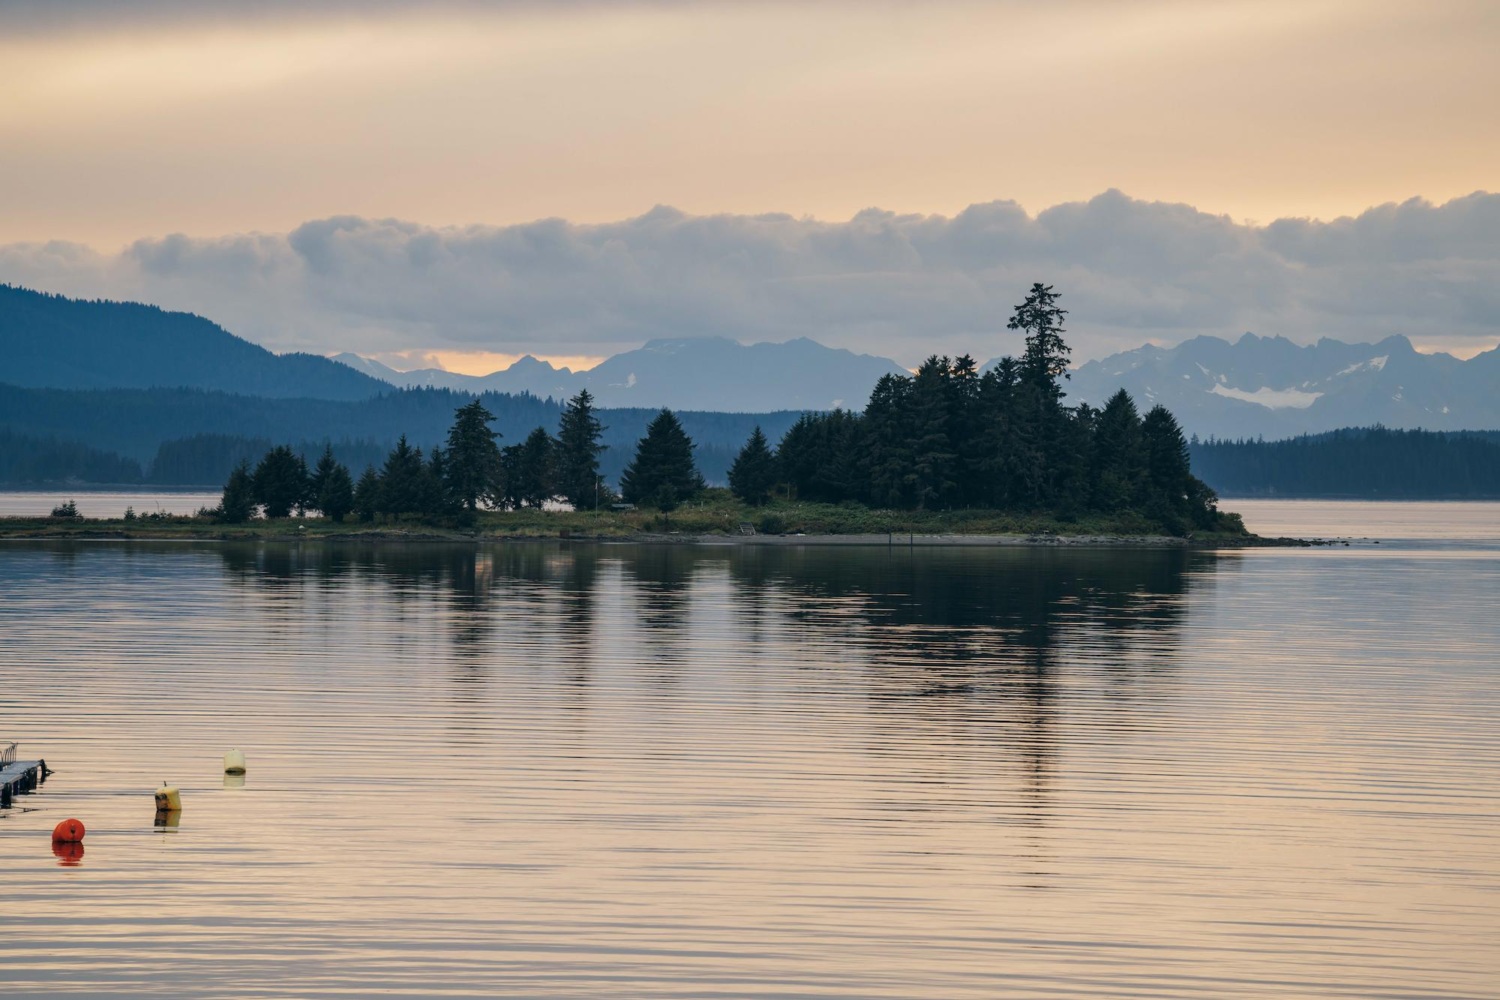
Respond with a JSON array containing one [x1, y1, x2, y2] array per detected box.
[[0, 520, 1312, 547]]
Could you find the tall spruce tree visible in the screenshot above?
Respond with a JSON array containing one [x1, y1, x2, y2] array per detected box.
[[509, 427, 555, 509], [806, 409, 862, 503], [216, 460, 256, 523], [1141, 405, 1193, 531], [860, 373, 916, 508], [251, 445, 308, 519], [353, 465, 380, 522], [908, 356, 959, 509], [949, 354, 985, 506], [776, 414, 824, 501], [973, 358, 1021, 507], [1092, 389, 1146, 510], [1008, 282, 1071, 398], [443, 399, 503, 511], [620, 409, 705, 507], [728, 426, 778, 505], [424, 446, 460, 518], [555, 389, 606, 511], [309, 444, 355, 522], [379, 435, 428, 516]]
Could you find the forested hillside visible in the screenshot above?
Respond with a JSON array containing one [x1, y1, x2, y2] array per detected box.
[[1191, 428, 1500, 498], [0, 383, 800, 487], [0, 284, 385, 399]]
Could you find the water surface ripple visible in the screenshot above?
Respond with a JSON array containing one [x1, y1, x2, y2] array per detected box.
[[0, 528, 1496, 997]]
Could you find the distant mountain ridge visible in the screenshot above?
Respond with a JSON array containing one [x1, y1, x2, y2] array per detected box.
[[0, 284, 386, 400], [1061, 332, 1500, 438], [5, 283, 1499, 434], [332, 337, 909, 412]]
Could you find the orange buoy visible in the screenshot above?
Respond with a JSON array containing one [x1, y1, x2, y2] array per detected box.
[[52, 818, 86, 843]]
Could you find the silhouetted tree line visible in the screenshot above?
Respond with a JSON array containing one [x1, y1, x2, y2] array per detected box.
[[215, 392, 623, 522], [724, 284, 1225, 533], [1190, 427, 1500, 498]]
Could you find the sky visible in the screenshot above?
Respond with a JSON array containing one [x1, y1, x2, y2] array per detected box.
[[1, 0, 1497, 370]]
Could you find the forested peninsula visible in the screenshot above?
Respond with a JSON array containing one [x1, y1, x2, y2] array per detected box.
[[6, 286, 1256, 544]]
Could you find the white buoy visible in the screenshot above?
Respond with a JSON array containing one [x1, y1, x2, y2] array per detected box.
[[155, 783, 182, 811], [223, 749, 246, 775]]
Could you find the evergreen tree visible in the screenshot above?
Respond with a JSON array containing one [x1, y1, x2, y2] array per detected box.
[[443, 399, 503, 511], [973, 359, 1022, 506], [949, 355, 985, 506], [1142, 405, 1194, 531], [353, 465, 380, 522], [309, 444, 355, 522], [498, 443, 524, 510], [860, 373, 915, 508], [1092, 389, 1146, 510], [251, 445, 308, 519], [1053, 401, 1096, 516], [215, 460, 256, 522], [728, 426, 778, 505], [620, 409, 705, 507], [908, 356, 959, 508], [379, 435, 428, 516], [510, 427, 556, 509], [555, 389, 607, 511], [424, 446, 461, 518], [776, 414, 823, 501], [1008, 282, 1071, 399], [813, 410, 863, 503]]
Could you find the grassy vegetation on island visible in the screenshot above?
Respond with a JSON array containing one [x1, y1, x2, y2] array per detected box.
[[0, 487, 1256, 545]]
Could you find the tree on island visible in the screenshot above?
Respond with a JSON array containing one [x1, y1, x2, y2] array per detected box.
[[216, 460, 257, 523], [1009, 281, 1071, 397], [747, 283, 1229, 534], [728, 426, 778, 506], [308, 445, 355, 522], [501, 426, 555, 510], [424, 446, 462, 519], [1141, 405, 1220, 532], [352, 465, 380, 522], [196, 283, 1232, 537], [620, 409, 705, 507], [1092, 389, 1146, 510], [443, 399, 503, 511], [251, 445, 308, 519], [554, 389, 607, 511], [377, 435, 428, 516]]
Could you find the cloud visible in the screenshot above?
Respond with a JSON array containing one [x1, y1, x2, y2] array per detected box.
[[2, 191, 1498, 366]]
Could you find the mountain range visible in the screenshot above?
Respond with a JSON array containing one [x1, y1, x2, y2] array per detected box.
[[332, 337, 908, 412], [4, 283, 1500, 437], [1065, 333, 1500, 439]]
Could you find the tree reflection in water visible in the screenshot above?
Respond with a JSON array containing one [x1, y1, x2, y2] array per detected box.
[[213, 540, 1213, 840]]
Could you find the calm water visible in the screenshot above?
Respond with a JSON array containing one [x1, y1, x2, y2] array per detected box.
[[1, 503, 1497, 998], [0, 490, 222, 519]]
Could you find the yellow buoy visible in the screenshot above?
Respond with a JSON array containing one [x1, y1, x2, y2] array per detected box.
[[154, 783, 182, 811], [223, 749, 246, 775]]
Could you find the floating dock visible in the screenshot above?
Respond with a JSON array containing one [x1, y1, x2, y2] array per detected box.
[[0, 741, 47, 808]]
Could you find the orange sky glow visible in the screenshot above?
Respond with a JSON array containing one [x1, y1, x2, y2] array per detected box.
[[1, 1, 1496, 249]]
